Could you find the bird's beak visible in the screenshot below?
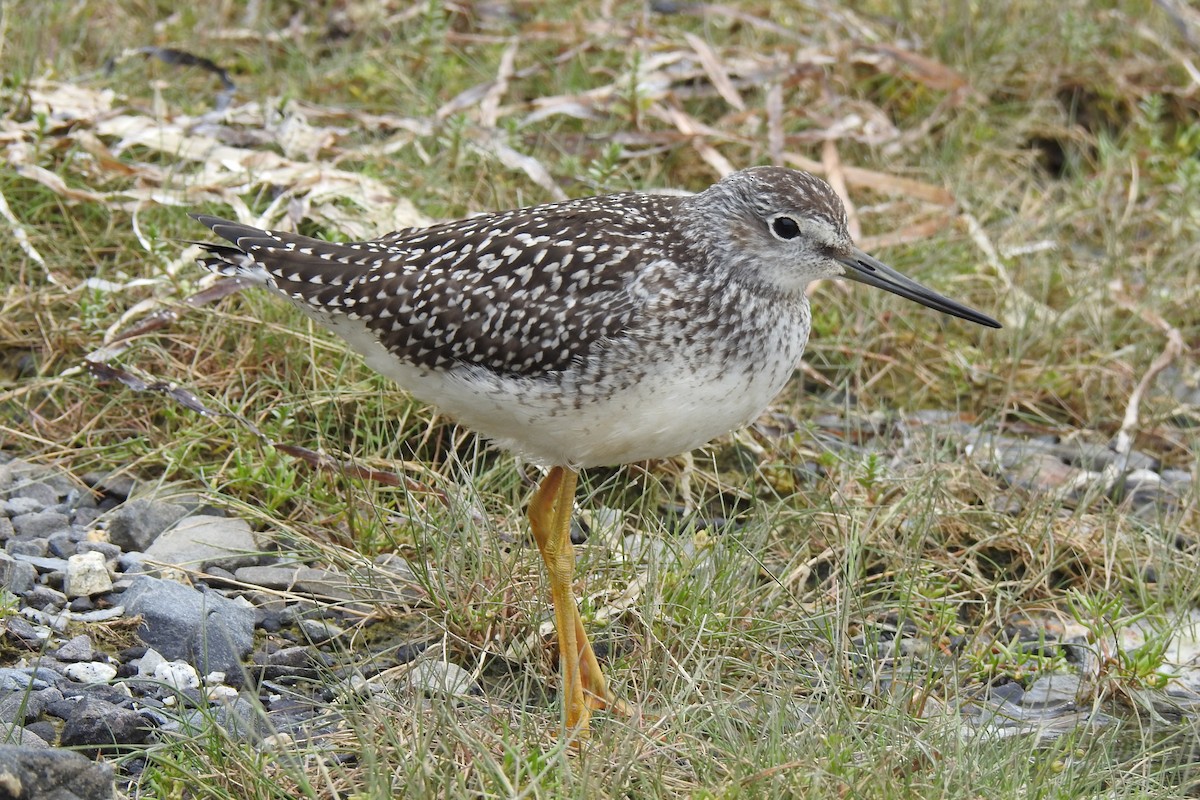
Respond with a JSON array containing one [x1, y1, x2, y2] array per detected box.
[[835, 248, 1001, 329]]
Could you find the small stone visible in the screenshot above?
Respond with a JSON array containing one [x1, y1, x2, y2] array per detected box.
[[117, 552, 147, 573], [77, 541, 121, 560], [207, 685, 238, 704], [72, 506, 102, 528], [59, 698, 151, 754], [144, 515, 260, 572], [10, 512, 70, 541], [3, 617, 53, 647], [63, 662, 118, 684], [298, 618, 344, 644], [23, 721, 59, 745], [213, 696, 267, 742], [8, 554, 68, 573], [69, 597, 95, 613], [5, 539, 48, 558], [0, 670, 53, 694], [66, 607, 124, 624], [84, 471, 139, 502], [405, 660, 479, 698], [22, 586, 66, 611], [14, 483, 60, 509], [19, 607, 68, 633], [55, 635, 98, 663], [135, 654, 168, 689], [47, 531, 78, 558], [0, 553, 36, 595], [0, 723, 50, 748], [987, 681, 1025, 705], [5, 496, 46, 516], [153, 661, 199, 692], [121, 576, 255, 679], [1022, 672, 1082, 707], [0, 689, 46, 724], [233, 565, 353, 601], [106, 499, 189, 552], [65, 552, 113, 598], [250, 646, 322, 681]]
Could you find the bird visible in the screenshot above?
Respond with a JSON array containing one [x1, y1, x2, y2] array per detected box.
[[190, 166, 1000, 737]]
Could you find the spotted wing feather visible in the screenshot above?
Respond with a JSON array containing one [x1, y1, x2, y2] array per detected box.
[[191, 194, 682, 376]]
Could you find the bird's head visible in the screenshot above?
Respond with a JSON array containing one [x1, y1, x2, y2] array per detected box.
[[686, 166, 1000, 328]]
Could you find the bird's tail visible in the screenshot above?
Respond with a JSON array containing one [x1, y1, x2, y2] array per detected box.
[[188, 214, 275, 284]]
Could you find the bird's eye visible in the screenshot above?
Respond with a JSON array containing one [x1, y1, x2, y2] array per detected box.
[[771, 216, 800, 240]]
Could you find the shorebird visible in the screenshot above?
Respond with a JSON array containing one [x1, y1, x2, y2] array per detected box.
[[192, 166, 999, 736]]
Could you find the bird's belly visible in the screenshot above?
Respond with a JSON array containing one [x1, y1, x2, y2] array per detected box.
[[325, 309, 807, 469], [395, 350, 803, 469], [517, 362, 794, 467]]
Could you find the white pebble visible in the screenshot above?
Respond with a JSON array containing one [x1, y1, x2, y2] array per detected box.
[[63, 661, 117, 683], [207, 685, 238, 704], [153, 661, 199, 691], [137, 648, 167, 677], [64, 552, 113, 598]]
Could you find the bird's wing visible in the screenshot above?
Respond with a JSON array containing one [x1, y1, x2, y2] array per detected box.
[[192, 193, 683, 376]]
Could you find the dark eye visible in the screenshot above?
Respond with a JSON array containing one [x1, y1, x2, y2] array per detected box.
[[771, 216, 800, 240]]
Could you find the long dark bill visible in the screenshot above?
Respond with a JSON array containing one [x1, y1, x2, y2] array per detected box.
[[836, 248, 1001, 329]]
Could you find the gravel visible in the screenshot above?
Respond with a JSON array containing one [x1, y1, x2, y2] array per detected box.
[[0, 414, 1193, 795]]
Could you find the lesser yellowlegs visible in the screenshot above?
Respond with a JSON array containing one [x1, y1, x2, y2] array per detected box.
[[192, 166, 1000, 735]]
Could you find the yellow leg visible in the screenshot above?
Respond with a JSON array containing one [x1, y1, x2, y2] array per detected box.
[[528, 466, 625, 734]]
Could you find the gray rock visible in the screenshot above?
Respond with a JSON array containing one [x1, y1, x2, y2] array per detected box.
[[0, 723, 50, 748], [22, 721, 57, 746], [234, 565, 354, 601], [10, 482, 59, 510], [72, 506, 102, 528], [82, 471, 138, 502], [297, 618, 344, 644], [23, 586, 66, 611], [47, 531, 78, 558], [0, 670, 53, 693], [1022, 672, 1082, 707], [77, 541, 121, 560], [66, 607, 124, 624], [106, 498, 189, 552], [0, 518, 13, 542], [121, 576, 255, 679], [0, 689, 46, 725], [4, 496, 46, 517], [19, 607, 68, 633], [54, 634, 98, 663], [250, 646, 323, 680], [68, 597, 94, 613], [144, 515, 260, 571], [8, 554, 69, 573], [213, 695, 269, 743], [3, 616, 53, 647], [65, 552, 113, 598], [10, 512, 70, 541], [59, 697, 151, 754], [1053, 440, 1158, 472], [0, 553, 36, 595], [5, 539, 48, 558], [0, 461, 76, 500]]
